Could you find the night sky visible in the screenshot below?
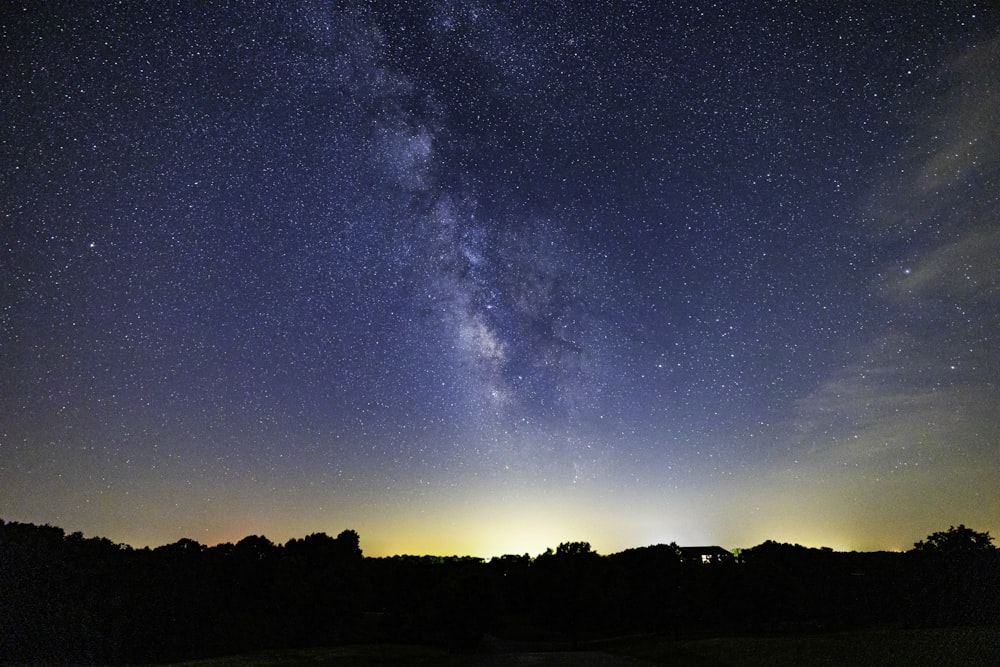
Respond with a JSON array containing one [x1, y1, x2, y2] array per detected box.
[[3, 1, 998, 557]]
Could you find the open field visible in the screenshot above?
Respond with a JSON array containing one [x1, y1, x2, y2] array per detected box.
[[165, 625, 1000, 666], [607, 626, 1000, 666], [164, 643, 471, 666]]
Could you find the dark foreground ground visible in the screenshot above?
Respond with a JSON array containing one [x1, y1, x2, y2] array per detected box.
[[164, 625, 1000, 666], [6, 522, 998, 664]]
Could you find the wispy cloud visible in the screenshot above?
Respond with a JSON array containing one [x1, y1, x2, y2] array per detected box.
[[788, 36, 1000, 477], [885, 226, 1000, 306]]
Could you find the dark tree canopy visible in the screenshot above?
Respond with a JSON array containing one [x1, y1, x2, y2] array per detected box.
[[337, 529, 363, 559], [3, 518, 1000, 664], [912, 525, 995, 554], [555, 541, 595, 557]]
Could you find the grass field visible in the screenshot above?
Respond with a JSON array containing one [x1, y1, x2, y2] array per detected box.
[[166, 643, 471, 666], [607, 626, 1000, 666], [165, 626, 1000, 666]]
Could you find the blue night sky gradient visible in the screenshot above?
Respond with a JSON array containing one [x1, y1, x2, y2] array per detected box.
[[2, 1, 998, 556]]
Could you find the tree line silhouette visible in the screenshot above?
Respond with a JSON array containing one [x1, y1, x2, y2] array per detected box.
[[1, 519, 997, 664]]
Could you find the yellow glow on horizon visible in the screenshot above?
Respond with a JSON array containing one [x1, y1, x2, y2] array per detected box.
[[51, 450, 998, 558], [355, 493, 607, 557], [346, 480, 729, 557]]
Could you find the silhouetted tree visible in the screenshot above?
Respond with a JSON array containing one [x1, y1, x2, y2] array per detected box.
[[531, 542, 609, 642], [555, 540, 595, 556], [907, 525, 1000, 626], [912, 525, 995, 554], [336, 528, 363, 559], [5, 517, 1000, 663]]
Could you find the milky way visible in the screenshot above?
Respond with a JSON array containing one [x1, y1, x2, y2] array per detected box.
[[2, 1, 998, 556]]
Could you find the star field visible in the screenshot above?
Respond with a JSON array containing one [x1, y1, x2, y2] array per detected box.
[[2, 1, 998, 556]]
